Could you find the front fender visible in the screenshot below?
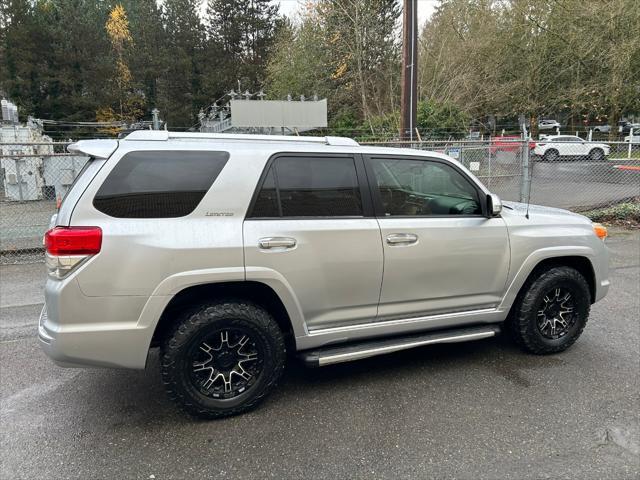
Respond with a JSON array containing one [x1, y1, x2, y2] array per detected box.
[[498, 246, 597, 311]]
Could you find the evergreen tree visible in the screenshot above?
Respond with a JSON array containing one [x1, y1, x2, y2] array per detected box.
[[159, 0, 205, 128], [119, 0, 166, 116], [205, 0, 281, 92]]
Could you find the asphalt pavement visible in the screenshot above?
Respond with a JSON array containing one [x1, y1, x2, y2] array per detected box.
[[1, 229, 638, 479]]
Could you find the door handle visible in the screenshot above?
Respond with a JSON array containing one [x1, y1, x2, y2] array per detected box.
[[258, 237, 297, 249], [386, 233, 418, 245]]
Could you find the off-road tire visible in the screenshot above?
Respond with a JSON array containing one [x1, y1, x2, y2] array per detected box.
[[507, 266, 591, 354], [543, 149, 559, 162], [161, 300, 286, 419]]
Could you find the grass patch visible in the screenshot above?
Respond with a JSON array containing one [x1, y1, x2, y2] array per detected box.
[[581, 198, 640, 228], [610, 149, 640, 160]]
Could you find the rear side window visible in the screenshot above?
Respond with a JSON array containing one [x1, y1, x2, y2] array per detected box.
[[249, 156, 363, 218], [93, 151, 228, 218]]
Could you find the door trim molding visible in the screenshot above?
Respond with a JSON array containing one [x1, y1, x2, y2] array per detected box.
[[307, 307, 497, 336], [296, 306, 506, 351]]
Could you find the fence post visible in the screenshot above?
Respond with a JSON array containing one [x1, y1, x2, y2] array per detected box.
[[151, 108, 160, 130], [519, 140, 530, 203], [629, 128, 634, 159], [15, 158, 24, 201], [487, 144, 492, 190]]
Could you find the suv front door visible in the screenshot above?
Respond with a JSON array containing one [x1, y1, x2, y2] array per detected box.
[[365, 154, 510, 322], [243, 153, 383, 332]]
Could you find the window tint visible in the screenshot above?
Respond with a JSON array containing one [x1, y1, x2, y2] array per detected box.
[[94, 151, 228, 218], [249, 156, 363, 218], [370, 157, 481, 216], [251, 165, 280, 217]]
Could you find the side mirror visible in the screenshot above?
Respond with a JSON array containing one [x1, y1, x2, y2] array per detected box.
[[486, 193, 502, 217]]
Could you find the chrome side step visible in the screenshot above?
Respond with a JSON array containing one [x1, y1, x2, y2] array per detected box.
[[299, 325, 500, 367]]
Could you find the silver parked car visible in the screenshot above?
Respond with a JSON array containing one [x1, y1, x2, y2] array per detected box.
[[40, 131, 610, 418]]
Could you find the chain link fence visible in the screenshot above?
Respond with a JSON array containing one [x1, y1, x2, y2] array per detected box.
[[1, 140, 89, 263], [361, 138, 640, 211], [1, 138, 638, 263]]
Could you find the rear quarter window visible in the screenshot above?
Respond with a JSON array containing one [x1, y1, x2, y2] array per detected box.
[[93, 150, 228, 218]]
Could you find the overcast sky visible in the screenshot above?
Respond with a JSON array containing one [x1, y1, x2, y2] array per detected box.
[[274, 0, 438, 27]]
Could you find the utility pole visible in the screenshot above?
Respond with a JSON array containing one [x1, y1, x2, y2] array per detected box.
[[400, 0, 418, 141]]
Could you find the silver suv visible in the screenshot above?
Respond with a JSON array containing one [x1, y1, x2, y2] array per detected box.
[[40, 131, 610, 418]]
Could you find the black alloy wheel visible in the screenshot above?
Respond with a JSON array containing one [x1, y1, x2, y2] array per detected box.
[[161, 300, 286, 419], [536, 287, 577, 340], [188, 327, 264, 399]]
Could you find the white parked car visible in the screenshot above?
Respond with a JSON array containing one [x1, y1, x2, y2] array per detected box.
[[624, 134, 640, 143], [538, 119, 561, 130], [592, 125, 611, 133], [534, 135, 610, 161]]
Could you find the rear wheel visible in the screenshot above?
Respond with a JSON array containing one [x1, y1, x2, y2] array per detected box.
[[543, 149, 559, 162], [507, 266, 591, 354], [589, 148, 604, 161], [161, 300, 286, 419]]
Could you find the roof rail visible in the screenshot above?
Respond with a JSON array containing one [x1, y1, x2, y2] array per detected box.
[[122, 130, 359, 146]]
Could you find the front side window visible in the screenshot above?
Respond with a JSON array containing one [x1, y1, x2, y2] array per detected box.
[[94, 151, 228, 218], [250, 156, 363, 218], [369, 157, 481, 216]]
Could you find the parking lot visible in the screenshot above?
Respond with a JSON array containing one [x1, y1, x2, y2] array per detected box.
[[1, 229, 638, 479]]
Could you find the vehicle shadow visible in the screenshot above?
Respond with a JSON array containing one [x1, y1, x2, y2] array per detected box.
[[61, 331, 547, 426]]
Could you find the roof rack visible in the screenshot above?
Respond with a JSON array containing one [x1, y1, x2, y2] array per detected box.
[[123, 130, 359, 146]]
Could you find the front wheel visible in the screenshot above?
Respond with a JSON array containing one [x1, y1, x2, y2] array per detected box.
[[161, 300, 286, 419], [507, 266, 591, 354]]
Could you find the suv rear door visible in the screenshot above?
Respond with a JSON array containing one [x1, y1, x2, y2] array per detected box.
[[243, 153, 383, 332], [365, 154, 510, 322]]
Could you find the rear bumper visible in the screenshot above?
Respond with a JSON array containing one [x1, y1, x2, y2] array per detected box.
[[38, 277, 154, 369], [38, 304, 152, 369]]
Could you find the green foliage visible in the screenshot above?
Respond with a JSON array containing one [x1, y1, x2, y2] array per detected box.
[[0, 0, 281, 131], [206, 0, 281, 93], [266, 17, 332, 101], [582, 200, 640, 225], [266, 0, 401, 129], [419, 0, 640, 133], [417, 100, 469, 138], [2, 0, 638, 139], [328, 111, 361, 137]]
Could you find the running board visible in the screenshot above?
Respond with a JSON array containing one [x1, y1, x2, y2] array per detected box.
[[299, 325, 500, 367]]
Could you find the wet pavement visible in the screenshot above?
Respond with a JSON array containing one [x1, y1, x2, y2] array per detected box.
[[1, 229, 638, 479]]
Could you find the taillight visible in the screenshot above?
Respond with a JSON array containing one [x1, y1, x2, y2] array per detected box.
[[44, 227, 102, 278], [45, 227, 102, 255]]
